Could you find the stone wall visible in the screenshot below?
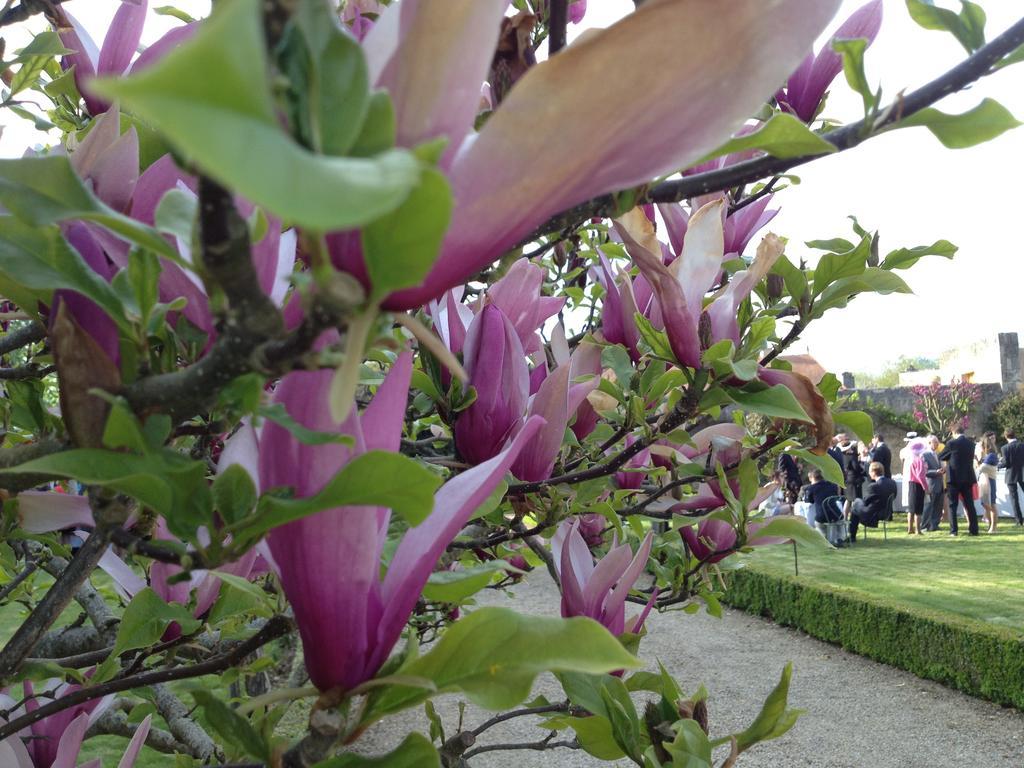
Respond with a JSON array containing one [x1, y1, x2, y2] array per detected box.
[[843, 383, 1004, 445]]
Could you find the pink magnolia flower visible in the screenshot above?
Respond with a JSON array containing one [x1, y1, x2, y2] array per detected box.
[[680, 518, 737, 564], [327, 0, 841, 309], [0, 681, 151, 768], [616, 202, 784, 370], [776, 0, 884, 122], [551, 518, 655, 636], [454, 305, 530, 465], [613, 434, 651, 491], [228, 349, 544, 692]]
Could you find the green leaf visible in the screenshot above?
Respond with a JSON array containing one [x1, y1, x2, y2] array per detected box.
[[0, 217, 132, 331], [895, 99, 1021, 149], [0, 447, 211, 535], [700, 113, 835, 162], [422, 561, 522, 603], [833, 410, 874, 444], [748, 513, 830, 549], [257, 403, 355, 446], [0, 156, 179, 260], [361, 608, 640, 725], [832, 37, 877, 117], [635, 312, 675, 360], [91, 0, 419, 232], [805, 237, 854, 252], [192, 690, 270, 762], [313, 733, 439, 768], [348, 91, 396, 157], [811, 236, 870, 296], [790, 447, 845, 488], [814, 268, 911, 316], [544, 714, 625, 760], [880, 239, 956, 270], [277, 0, 370, 156], [726, 384, 811, 423], [905, 0, 986, 53], [362, 168, 452, 300], [726, 663, 804, 753], [212, 464, 259, 525], [106, 588, 201, 674], [240, 451, 440, 542], [769, 255, 806, 302], [659, 719, 713, 767]]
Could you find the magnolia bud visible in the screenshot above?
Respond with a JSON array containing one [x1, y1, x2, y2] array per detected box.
[[766, 273, 784, 301], [698, 310, 713, 351]]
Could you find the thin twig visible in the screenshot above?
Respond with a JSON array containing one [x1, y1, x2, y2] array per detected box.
[[0, 615, 294, 740], [525, 14, 1024, 242]]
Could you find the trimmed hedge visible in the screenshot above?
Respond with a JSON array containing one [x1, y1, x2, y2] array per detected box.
[[722, 567, 1024, 709]]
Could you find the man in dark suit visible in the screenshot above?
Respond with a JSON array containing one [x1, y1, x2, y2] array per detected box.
[[847, 462, 897, 541], [869, 433, 892, 478], [999, 430, 1024, 526], [920, 435, 946, 532], [939, 427, 979, 536], [827, 436, 845, 476], [802, 468, 842, 544]]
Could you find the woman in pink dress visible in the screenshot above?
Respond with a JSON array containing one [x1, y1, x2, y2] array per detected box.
[[906, 439, 929, 535]]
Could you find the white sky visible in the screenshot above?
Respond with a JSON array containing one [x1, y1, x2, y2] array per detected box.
[[3, 0, 1022, 375]]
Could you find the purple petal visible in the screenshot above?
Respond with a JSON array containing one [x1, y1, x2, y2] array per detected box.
[[616, 208, 700, 368], [373, 415, 545, 675], [455, 305, 528, 464], [583, 543, 632, 620], [96, 541, 146, 599], [801, 0, 883, 121], [511, 362, 574, 482], [382, 0, 840, 310], [706, 233, 783, 347], [361, 350, 413, 453], [16, 491, 93, 533], [657, 202, 689, 257], [50, 711, 90, 768], [130, 22, 197, 74], [218, 420, 261, 492], [58, 13, 99, 113], [671, 199, 726, 320], [98, 0, 149, 77], [370, 0, 508, 167], [116, 713, 152, 768], [603, 531, 653, 634], [568, 0, 587, 24]]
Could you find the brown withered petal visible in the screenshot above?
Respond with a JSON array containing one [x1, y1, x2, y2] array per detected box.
[[490, 11, 537, 106], [51, 302, 121, 448]]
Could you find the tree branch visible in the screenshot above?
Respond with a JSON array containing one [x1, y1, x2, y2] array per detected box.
[[0, 364, 55, 380], [0, 321, 45, 356], [0, 615, 294, 741], [527, 14, 1024, 240], [0, 521, 114, 684], [548, 0, 568, 56], [87, 707, 192, 757], [0, 0, 68, 28], [0, 438, 66, 493], [153, 682, 218, 761]]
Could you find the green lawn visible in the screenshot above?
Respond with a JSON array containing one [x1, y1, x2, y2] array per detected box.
[[744, 514, 1024, 634]]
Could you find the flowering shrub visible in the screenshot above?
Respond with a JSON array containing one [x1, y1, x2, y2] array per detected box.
[[0, 0, 1019, 766], [911, 378, 983, 438]]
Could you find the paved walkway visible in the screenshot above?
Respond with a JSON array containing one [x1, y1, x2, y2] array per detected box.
[[361, 577, 1024, 767]]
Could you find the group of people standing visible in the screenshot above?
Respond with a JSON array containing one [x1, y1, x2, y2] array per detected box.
[[773, 428, 1024, 544]]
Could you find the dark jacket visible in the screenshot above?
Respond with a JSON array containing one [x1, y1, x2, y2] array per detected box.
[[841, 449, 865, 485], [827, 446, 844, 472], [858, 476, 897, 526], [803, 480, 840, 522], [870, 442, 892, 477], [939, 435, 977, 487], [922, 450, 944, 494], [1000, 440, 1024, 484]]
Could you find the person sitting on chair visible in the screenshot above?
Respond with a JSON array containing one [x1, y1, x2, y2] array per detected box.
[[802, 468, 839, 529], [847, 461, 897, 542]]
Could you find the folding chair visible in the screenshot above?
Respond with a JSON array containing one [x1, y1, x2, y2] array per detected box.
[[861, 492, 895, 542], [818, 495, 849, 547]]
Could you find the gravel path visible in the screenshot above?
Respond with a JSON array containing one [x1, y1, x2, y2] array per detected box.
[[360, 576, 1024, 767]]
